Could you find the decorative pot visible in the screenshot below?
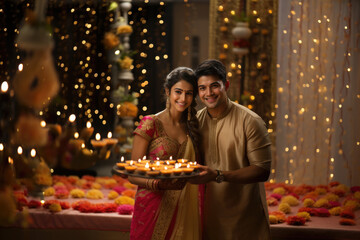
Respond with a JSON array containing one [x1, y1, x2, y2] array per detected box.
[[232, 22, 252, 39], [118, 69, 134, 82]]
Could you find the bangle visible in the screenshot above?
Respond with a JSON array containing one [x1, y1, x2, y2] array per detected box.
[[145, 179, 151, 190], [151, 179, 159, 191]]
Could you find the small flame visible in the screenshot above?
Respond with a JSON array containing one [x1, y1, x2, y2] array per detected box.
[[156, 161, 160, 166], [145, 162, 149, 168], [187, 163, 190, 168], [121, 156, 125, 162], [86, 121, 92, 128], [143, 156, 146, 160], [130, 160, 134, 165], [107, 131, 112, 138], [169, 156, 173, 160], [81, 143, 85, 148], [74, 132, 79, 139], [95, 133, 101, 141], [8, 157, 13, 164]]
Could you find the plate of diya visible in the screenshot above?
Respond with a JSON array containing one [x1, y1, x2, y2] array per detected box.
[[112, 159, 201, 179]]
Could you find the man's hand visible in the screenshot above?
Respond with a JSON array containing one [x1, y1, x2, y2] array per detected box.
[[188, 165, 218, 184]]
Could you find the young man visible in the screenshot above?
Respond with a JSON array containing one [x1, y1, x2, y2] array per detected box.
[[190, 59, 272, 240]]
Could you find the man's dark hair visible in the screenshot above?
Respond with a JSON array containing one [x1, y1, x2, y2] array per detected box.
[[194, 59, 227, 84]]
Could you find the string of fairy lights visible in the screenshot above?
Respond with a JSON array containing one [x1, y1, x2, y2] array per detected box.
[[129, 0, 171, 126], [276, 0, 359, 185]]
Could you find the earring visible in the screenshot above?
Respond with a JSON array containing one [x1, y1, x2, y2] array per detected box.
[[187, 106, 191, 121]]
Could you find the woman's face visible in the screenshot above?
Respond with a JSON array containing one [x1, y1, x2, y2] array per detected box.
[[166, 80, 194, 113]]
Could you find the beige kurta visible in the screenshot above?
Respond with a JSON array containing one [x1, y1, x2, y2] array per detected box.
[[197, 99, 271, 240]]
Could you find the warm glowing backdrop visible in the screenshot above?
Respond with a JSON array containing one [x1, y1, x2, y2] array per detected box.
[[275, 0, 360, 186]]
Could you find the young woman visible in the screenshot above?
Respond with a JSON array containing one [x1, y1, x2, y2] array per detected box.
[[128, 67, 202, 240]]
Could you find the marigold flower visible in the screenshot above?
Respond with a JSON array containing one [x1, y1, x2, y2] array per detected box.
[[67, 175, 79, 184], [121, 189, 136, 198], [314, 198, 330, 208], [104, 179, 118, 189], [281, 195, 299, 206], [315, 208, 330, 217], [303, 198, 315, 207], [343, 199, 359, 210], [117, 25, 133, 35], [113, 186, 127, 194], [70, 189, 85, 198], [269, 215, 278, 224], [298, 207, 317, 216], [44, 187, 55, 196], [270, 193, 282, 201], [28, 200, 42, 208], [273, 187, 286, 195], [49, 203, 62, 213], [270, 211, 286, 223], [286, 216, 306, 226], [278, 202, 291, 214], [117, 204, 134, 215], [297, 212, 311, 221], [325, 193, 339, 202], [329, 206, 343, 216], [114, 196, 135, 206], [55, 189, 69, 199], [91, 182, 102, 190], [118, 101, 138, 118], [82, 175, 95, 182], [340, 210, 355, 219], [339, 218, 356, 225], [119, 56, 133, 70], [267, 197, 278, 206], [85, 189, 104, 199], [103, 32, 120, 49], [108, 190, 119, 200]]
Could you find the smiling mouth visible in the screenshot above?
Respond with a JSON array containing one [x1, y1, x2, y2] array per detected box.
[[205, 96, 217, 103], [176, 102, 187, 106]]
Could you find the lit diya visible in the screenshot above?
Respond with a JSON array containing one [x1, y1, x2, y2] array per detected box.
[[147, 167, 160, 177], [160, 167, 172, 177], [183, 164, 194, 175]]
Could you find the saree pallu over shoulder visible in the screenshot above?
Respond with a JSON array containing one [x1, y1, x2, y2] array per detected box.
[[151, 136, 202, 240]]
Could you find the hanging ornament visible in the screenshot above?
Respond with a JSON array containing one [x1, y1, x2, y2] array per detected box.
[[232, 21, 252, 57]]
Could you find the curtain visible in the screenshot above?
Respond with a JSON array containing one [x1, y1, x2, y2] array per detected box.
[[275, 0, 360, 186]]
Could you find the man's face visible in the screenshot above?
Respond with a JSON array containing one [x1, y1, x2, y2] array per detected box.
[[198, 75, 228, 110]]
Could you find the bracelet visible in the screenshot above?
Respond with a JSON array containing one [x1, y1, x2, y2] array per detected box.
[[151, 179, 159, 191], [145, 179, 151, 190]]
